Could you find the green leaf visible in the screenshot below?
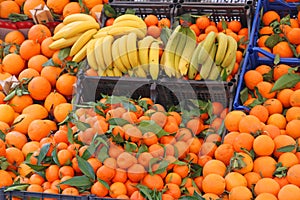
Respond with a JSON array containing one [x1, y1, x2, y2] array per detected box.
[[4, 183, 29, 192], [98, 178, 110, 190], [124, 142, 138, 153], [76, 155, 95, 181], [74, 121, 90, 132], [37, 143, 51, 165], [273, 162, 288, 178], [263, 68, 274, 82], [59, 175, 92, 188], [240, 87, 249, 105], [190, 163, 202, 178], [42, 58, 56, 67], [51, 147, 60, 166], [137, 144, 148, 155], [265, 34, 280, 49], [221, 18, 228, 30], [24, 163, 48, 172], [125, 8, 136, 15], [97, 145, 109, 163], [67, 124, 74, 144], [277, 144, 296, 153], [138, 120, 170, 138], [112, 133, 125, 145], [136, 184, 153, 200], [160, 27, 172, 45], [108, 118, 130, 126], [0, 130, 6, 141], [58, 48, 70, 61], [153, 160, 169, 175], [149, 157, 160, 175], [103, 4, 117, 18], [271, 73, 300, 92], [179, 196, 200, 200]]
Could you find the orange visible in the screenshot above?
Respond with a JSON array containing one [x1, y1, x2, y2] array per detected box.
[[18, 68, 39, 81], [255, 81, 276, 99], [244, 172, 261, 189], [0, 1, 20, 18], [53, 103, 72, 123], [28, 54, 48, 73], [2, 53, 25, 75], [273, 41, 294, 58], [55, 73, 77, 97], [91, 181, 109, 197], [0, 170, 13, 187], [23, 0, 45, 18], [41, 37, 56, 58], [202, 174, 225, 195], [214, 143, 234, 166], [224, 172, 247, 191], [144, 14, 158, 27], [41, 66, 63, 87], [227, 20, 242, 33], [257, 35, 269, 48], [278, 184, 300, 200], [273, 134, 296, 158], [238, 115, 263, 134], [228, 186, 253, 200], [287, 28, 300, 45], [196, 16, 210, 30], [261, 124, 280, 139], [233, 132, 255, 152], [62, 2, 83, 19], [5, 131, 27, 149], [277, 88, 294, 108], [142, 174, 164, 191], [0, 104, 15, 125], [158, 18, 171, 28], [127, 163, 146, 183], [262, 10, 280, 26], [202, 159, 226, 177], [4, 30, 25, 45], [47, 0, 70, 14], [254, 177, 281, 196], [253, 156, 277, 178], [253, 135, 275, 156], [9, 94, 33, 113], [28, 24, 52, 44], [89, 4, 103, 20], [255, 64, 272, 75], [224, 110, 246, 131], [263, 98, 283, 115], [267, 113, 287, 130], [273, 64, 291, 81], [189, 24, 200, 36], [147, 25, 161, 39], [28, 76, 52, 101], [204, 25, 218, 34], [19, 39, 41, 61], [28, 119, 52, 141], [249, 105, 269, 123], [278, 152, 298, 168], [286, 119, 300, 139], [233, 152, 254, 175], [22, 104, 48, 120], [290, 89, 300, 107], [244, 70, 263, 90]]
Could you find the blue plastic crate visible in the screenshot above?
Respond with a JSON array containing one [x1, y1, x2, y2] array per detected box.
[[248, 0, 300, 64], [233, 50, 300, 112]]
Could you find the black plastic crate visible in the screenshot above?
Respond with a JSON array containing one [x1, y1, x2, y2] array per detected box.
[[74, 75, 153, 106], [247, 0, 300, 64], [100, 1, 175, 28], [173, 0, 255, 30]]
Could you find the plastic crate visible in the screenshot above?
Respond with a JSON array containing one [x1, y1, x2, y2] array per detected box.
[[100, 1, 175, 28], [173, 0, 255, 30], [247, 0, 300, 64], [233, 50, 300, 112]]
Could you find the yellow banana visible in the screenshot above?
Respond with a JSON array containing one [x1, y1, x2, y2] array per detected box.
[[69, 28, 97, 57], [93, 26, 113, 38], [52, 21, 84, 40], [207, 64, 222, 80], [221, 35, 238, 68], [163, 25, 181, 77], [105, 68, 115, 77], [49, 35, 80, 50], [178, 27, 197, 76], [112, 38, 128, 73], [112, 20, 147, 35], [108, 26, 146, 39], [174, 27, 187, 76], [102, 35, 114, 70], [127, 32, 139, 69], [222, 56, 236, 79], [198, 31, 216, 64], [113, 66, 123, 77], [114, 14, 145, 25], [118, 35, 132, 70], [72, 42, 88, 63], [188, 41, 203, 80], [215, 32, 228, 66], [200, 43, 217, 79], [63, 13, 96, 25], [63, 22, 100, 39], [94, 37, 106, 70], [138, 35, 156, 72], [148, 41, 160, 80], [86, 39, 98, 71], [133, 66, 147, 78]]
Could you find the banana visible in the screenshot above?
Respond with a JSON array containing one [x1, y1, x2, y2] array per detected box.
[[138, 36, 156, 72], [63, 13, 96, 25], [69, 28, 97, 57], [108, 26, 146, 39], [94, 37, 106, 70], [207, 64, 222, 80], [148, 41, 160, 80], [173, 27, 187, 76], [93, 26, 113, 38], [52, 21, 84, 40], [63, 22, 100, 39], [113, 66, 123, 77], [105, 68, 115, 77], [133, 66, 147, 78], [112, 38, 128, 73], [198, 31, 216, 64], [72, 42, 88, 63], [200, 42, 217, 80], [118, 35, 132, 70], [98, 68, 106, 76], [221, 35, 238, 68], [222, 56, 236, 80], [163, 25, 181, 77], [215, 32, 228, 66], [102, 35, 114, 70], [86, 39, 98, 71], [127, 69, 134, 77], [112, 20, 147, 35], [114, 14, 145, 25], [188, 41, 203, 80], [178, 27, 197, 76], [49, 35, 81, 50], [127, 32, 139, 69]]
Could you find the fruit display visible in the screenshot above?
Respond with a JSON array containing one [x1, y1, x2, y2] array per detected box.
[[0, 0, 300, 199]]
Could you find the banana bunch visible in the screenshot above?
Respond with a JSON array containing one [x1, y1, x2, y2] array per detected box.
[[49, 13, 100, 63], [93, 14, 147, 39], [161, 25, 197, 78], [187, 31, 238, 81]]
